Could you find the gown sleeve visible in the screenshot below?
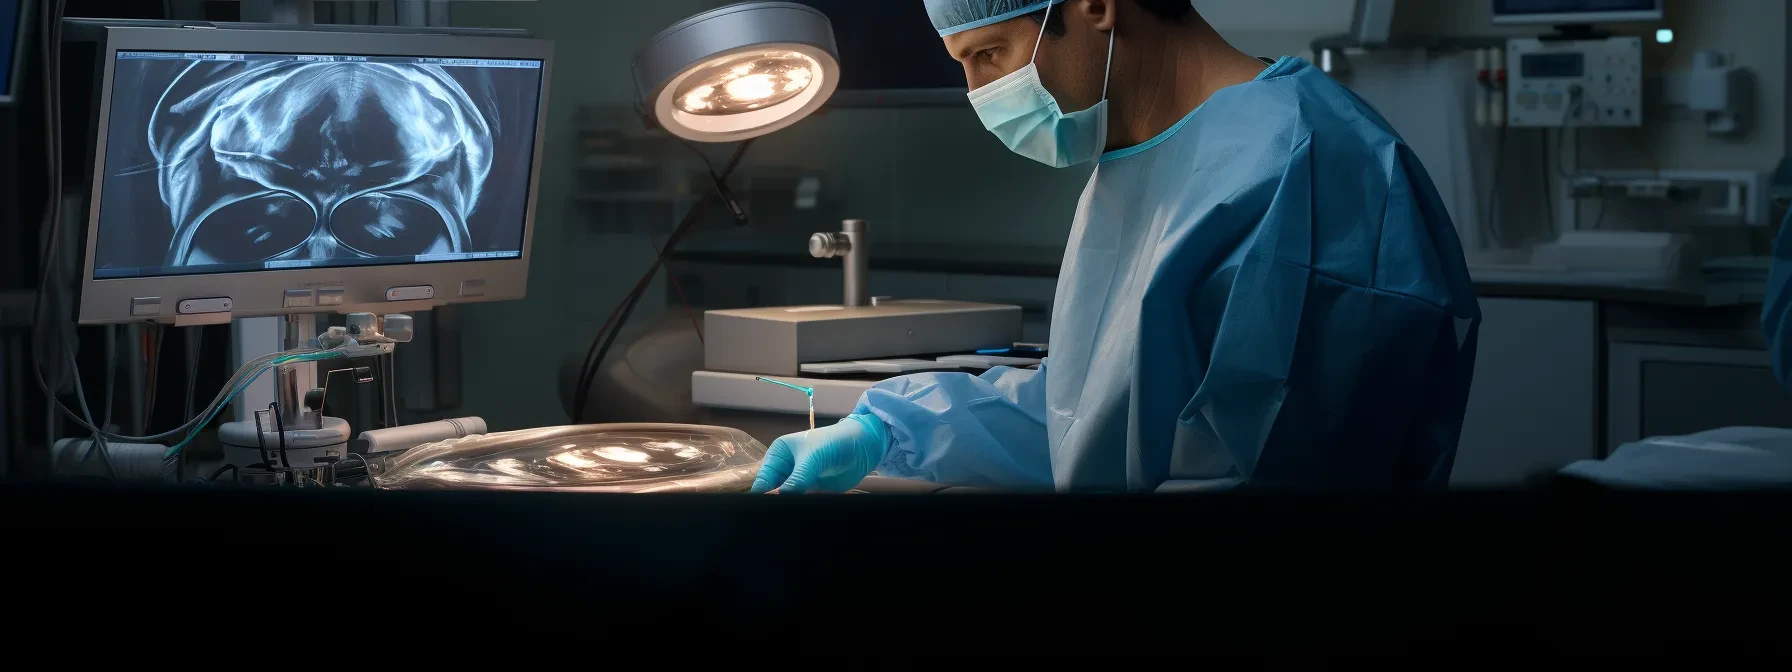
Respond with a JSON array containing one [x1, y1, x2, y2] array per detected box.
[[852, 363, 1054, 489], [1142, 132, 1480, 489], [1765, 209, 1792, 390]]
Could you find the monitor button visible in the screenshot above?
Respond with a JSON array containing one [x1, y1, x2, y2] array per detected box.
[[459, 280, 486, 297], [386, 285, 435, 301], [178, 297, 232, 315], [316, 288, 345, 306], [283, 289, 314, 308], [130, 297, 163, 317]]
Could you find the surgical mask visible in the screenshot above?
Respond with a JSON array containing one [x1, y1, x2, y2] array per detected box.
[[967, 3, 1115, 168]]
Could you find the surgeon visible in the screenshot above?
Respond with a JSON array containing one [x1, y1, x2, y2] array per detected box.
[[751, 0, 1483, 494]]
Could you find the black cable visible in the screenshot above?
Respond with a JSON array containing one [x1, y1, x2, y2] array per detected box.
[[209, 464, 238, 483], [1540, 132, 1555, 238], [569, 139, 754, 424], [271, 401, 291, 469], [568, 139, 752, 416], [62, 349, 115, 478], [146, 323, 165, 424], [30, 0, 75, 457], [27, 0, 252, 454], [184, 328, 203, 420], [253, 408, 274, 469], [102, 326, 117, 440], [571, 198, 715, 423], [383, 353, 398, 428], [1484, 124, 1509, 248], [336, 452, 375, 486]]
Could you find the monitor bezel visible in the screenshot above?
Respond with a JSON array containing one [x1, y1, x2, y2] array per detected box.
[[1491, 1, 1664, 26], [77, 26, 553, 325]]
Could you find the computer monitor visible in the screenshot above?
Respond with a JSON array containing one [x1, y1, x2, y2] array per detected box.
[[1, 0, 27, 105], [76, 27, 552, 324], [1492, 0, 1664, 26]]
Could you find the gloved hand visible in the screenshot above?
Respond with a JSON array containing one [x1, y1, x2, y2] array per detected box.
[[750, 414, 889, 494]]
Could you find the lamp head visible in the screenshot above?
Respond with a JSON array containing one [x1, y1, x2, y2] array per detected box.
[[633, 2, 841, 143]]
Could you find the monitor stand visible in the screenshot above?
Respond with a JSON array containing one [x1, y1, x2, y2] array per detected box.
[[218, 312, 410, 481], [218, 314, 349, 477]]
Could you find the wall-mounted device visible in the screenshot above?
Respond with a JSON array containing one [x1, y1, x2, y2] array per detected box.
[[1492, 0, 1662, 26], [1660, 50, 1755, 137], [1505, 37, 1642, 127]]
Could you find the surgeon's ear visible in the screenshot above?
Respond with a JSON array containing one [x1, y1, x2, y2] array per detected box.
[[1074, 0, 1118, 32]]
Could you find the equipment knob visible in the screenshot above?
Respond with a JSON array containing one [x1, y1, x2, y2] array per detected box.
[[809, 232, 851, 259], [344, 312, 377, 338]]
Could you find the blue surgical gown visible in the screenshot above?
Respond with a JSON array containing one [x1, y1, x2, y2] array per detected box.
[[1766, 207, 1792, 389], [856, 58, 1484, 492]]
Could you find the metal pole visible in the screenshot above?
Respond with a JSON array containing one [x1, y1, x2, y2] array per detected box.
[[278, 314, 320, 429], [268, 0, 316, 25], [427, 0, 451, 27], [841, 220, 869, 308], [395, 0, 427, 27]]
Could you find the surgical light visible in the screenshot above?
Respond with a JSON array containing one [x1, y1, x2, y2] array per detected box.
[[633, 2, 841, 143]]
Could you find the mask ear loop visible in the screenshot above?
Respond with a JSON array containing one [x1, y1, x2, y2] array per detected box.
[[1100, 25, 1115, 100], [1033, 2, 1117, 101], [1030, 1, 1053, 63]]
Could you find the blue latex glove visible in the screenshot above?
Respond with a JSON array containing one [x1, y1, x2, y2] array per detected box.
[[750, 414, 889, 494]]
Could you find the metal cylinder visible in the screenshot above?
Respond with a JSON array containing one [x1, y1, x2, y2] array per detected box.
[[841, 219, 868, 307], [279, 314, 322, 430]]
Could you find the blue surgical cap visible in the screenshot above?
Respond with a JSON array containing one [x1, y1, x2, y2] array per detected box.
[[924, 0, 1068, 37]]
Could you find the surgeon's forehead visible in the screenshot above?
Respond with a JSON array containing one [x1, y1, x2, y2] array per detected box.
[[943, 17, 1038, 60]]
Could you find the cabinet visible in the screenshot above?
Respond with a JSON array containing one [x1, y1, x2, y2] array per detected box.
[[1607, 344, 1792, 450], [1452, 298, 1601, 486]]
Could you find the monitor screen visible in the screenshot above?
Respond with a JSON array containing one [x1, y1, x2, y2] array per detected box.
[[1493, 0, 1661, 19], [793, 0, 967, 97], [90, 49, 544, 280], [1, 0, 21, 101]]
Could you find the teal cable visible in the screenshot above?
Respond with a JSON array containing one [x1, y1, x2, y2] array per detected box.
[[161, 351, 346, 459]]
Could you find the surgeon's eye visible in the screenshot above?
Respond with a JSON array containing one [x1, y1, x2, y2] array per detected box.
[[329, 192, 452, 259], [977, 48, 1000, 63]]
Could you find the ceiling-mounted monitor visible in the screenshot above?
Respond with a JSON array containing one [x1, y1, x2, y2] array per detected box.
[[76, 26, 552, 324], [1493, 0, 1663, 26]]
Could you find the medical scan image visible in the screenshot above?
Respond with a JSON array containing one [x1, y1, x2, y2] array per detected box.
[[90, 51, 543, 279]]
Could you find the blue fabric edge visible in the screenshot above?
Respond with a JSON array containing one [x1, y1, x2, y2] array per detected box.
[[937, 0, 1068, 37], [1097, 56, 1296, 164]]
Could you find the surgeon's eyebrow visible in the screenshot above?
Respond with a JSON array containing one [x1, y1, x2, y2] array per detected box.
[[952, 38, 1002, 62]]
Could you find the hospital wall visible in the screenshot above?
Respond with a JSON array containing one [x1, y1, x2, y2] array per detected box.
[[448, 0, 1788, 432]]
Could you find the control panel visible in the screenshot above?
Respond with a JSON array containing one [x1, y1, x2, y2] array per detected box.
[[1506, 37, 1643, 128]]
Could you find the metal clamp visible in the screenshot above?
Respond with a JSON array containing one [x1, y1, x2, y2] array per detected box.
[[305, 366, 377, 412], [345, 312, 416, 344]]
